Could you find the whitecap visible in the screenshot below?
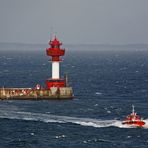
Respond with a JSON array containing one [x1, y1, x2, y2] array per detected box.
[[95, 92, 102, 95], [30, 133, 34, 136], [127, 136, 131, 138], [107, 110, 111, 114], [55, 135, 66, 139], [94, 104, 98, 106]]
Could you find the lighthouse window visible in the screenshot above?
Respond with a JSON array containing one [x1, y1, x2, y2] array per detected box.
[[54, 45, 59, 48]]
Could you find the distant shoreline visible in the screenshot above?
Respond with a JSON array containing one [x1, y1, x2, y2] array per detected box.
[[0, 42, 148, 51]]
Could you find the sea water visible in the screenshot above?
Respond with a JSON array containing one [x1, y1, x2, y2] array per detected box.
[[0, 43, 148, 148]]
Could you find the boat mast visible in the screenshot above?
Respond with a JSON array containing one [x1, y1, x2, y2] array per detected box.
[[132, 105, 135, 114]]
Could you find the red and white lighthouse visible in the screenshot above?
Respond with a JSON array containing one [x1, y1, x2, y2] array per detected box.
[[46, 37, 66, 89]]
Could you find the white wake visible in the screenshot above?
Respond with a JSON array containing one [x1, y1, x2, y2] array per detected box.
[[0, 110, 148, 129]]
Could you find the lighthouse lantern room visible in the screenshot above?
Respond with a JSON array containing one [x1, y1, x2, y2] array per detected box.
[[46, 37, 66, 89]]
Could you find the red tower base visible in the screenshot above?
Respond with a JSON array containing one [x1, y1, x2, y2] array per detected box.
[[46, 79, 66, 89]]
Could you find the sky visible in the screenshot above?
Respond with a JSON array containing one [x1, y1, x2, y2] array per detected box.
[[0, 0, 148, 44]]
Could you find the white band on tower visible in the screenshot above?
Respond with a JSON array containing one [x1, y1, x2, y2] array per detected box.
[[52, 61, 60, 79]]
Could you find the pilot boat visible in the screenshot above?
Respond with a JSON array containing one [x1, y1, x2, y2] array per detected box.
[[122, 105, 145, 127]]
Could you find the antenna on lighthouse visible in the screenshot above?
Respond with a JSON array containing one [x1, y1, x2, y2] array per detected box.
[[50, 27, 53, 41]]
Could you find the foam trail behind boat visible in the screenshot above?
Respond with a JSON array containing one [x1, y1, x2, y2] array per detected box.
[[0, 110, 147, 129]]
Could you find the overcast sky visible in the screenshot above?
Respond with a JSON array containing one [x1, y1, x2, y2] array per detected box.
[[0, 0, 148, 44]]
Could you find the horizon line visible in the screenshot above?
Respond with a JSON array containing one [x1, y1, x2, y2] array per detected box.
[[0, 42, 148, 46]]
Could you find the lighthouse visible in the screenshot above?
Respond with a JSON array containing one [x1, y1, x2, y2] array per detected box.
[[46, 37, 66, 89], [0, 36, 73, 99]]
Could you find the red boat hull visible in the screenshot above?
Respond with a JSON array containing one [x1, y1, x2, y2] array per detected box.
[[122, 120, 145, 127]]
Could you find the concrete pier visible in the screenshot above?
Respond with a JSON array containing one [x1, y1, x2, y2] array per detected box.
[[0, 87, 73, 100]]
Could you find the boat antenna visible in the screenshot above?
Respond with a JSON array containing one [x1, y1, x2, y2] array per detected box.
[[132, 105, 135, 114]]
